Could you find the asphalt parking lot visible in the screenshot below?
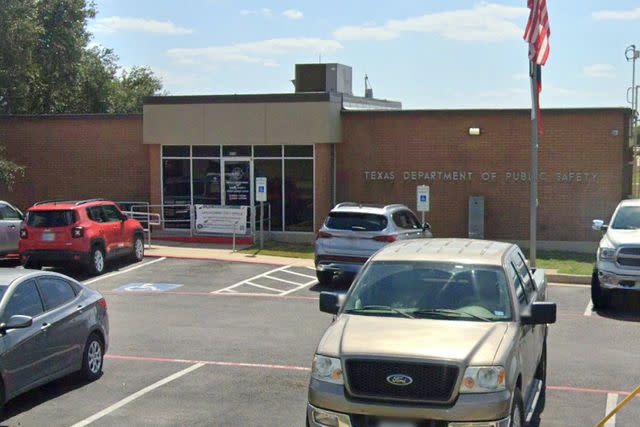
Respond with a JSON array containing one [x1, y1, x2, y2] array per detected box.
[[1, 257, 639, 427]]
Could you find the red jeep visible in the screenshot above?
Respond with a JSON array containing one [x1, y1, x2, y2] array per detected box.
[[19, 199, 145, 275]]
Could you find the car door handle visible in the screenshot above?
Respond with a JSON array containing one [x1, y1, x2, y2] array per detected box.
[[76, 304, 84, 313], [8, 225, 15, 229], [41, 322, 51, 331]]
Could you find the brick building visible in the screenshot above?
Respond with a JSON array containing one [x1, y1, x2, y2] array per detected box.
[[0, 64, 632, 250]]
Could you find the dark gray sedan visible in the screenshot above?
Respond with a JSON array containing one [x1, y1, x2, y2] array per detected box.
[[0, 269, 108, 409]]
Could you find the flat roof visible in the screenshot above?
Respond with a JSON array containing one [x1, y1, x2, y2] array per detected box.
[[143, 92, 339, 105], [0, 114, 142, 120], [342, 107, 631, 115]]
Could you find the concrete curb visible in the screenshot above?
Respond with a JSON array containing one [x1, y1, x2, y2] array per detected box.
[[547, 273, 591, 285]]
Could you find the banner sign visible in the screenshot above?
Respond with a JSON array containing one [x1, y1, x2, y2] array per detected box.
[[195, 205, 248, 234]]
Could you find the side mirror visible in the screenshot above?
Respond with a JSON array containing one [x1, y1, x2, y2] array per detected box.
[[0, 315, 33, 332], [521, 302, 556, 325], [319, 292, 342, 315], [592, 219, 608, 232]]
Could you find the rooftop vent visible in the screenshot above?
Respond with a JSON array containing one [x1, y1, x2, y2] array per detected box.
[[294, 63, 352, 95]]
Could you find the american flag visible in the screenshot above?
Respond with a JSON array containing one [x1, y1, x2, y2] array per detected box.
[[524, 0, 551, 66], [524, 0, 550, 135]]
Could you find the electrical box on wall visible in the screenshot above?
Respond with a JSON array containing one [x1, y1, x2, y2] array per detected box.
[[469, 196, 485, 239]]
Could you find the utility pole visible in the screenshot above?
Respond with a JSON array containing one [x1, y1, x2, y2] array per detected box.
[[529, 62, 540, 268], [626, 45, 639, 146]]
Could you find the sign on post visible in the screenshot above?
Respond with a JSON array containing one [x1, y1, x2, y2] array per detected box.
[[194, 205, 248, 234], [256, 177, 267, 202], [417, 185, 430, 212]]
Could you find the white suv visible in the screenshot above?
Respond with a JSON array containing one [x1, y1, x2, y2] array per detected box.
[[315, 203, 432, 285], [592, 199, 640, 308]]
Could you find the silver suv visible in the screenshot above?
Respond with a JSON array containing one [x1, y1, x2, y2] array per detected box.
[[315, 203, 432, 285]]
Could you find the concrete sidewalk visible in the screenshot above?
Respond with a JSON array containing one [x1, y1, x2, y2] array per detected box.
[[144, 243, 314, 268]]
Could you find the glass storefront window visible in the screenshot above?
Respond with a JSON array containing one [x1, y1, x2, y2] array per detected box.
[[162, 159, 191, 228], [193, 159, 221, 205], [284, 145, 313, 158], [255, 159, 283, 231], [224, 161, 251, 206], [222, 145, 251, 157], [193, 146, 221, 157], [285, 159, 313, 232], [162, 146, 190, 157], [254, 146, 282, 158]]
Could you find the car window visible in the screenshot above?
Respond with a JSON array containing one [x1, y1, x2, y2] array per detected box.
[[326, 212, 388, 231], [26, 210, 77, 228], [4, 281, 44, 319], [392, 210, 422, 230], [512, 252, 536, 299], [0, 204, 22, 220], [510, 264, 528, 306], [611, 206, 640, 230], [37, 277, 77, 310], [87, 206, 105, 223], [101, 205, 123, 223], [343, 261, 513, 321]]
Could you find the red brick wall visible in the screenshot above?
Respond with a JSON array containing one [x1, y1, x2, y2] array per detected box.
[[314, 143, 333, 231], [0, 115, 148, 211], [338, 109, 631, 242]]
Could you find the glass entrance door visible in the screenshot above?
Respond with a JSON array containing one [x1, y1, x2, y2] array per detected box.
[[223, 159, 252, 206]]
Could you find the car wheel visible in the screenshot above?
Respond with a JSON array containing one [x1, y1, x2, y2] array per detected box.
[[591, 270, 610, 309], [534, 341, 547, 411], [81, 333, 104, 382], [88, 246, 106, 276], [316, 270, 333, 286], [130, 235, 144, 262], [510, 387, 525, 427]]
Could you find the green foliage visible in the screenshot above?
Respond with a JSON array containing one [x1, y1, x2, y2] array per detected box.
[[112, 66, 164, 114], [0, 147, 25, 190]]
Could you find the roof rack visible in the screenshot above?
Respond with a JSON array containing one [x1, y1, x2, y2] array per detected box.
[[383, 204, 408, 210], [334, 202, 362, 208], [32, 198, 106, 207]]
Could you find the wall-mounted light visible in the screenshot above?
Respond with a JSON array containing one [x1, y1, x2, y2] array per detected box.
[[469, 127, 482, 136]]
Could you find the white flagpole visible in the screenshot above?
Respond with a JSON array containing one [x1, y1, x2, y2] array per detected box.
[[529, 59, 539, 267]]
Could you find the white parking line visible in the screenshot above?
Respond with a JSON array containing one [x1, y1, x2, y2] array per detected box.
[[214, 265, 317, 296], [605, 393, 618, 427], [69, 362, 204, 427], [244, 281, 283, 293], [584, 301, 594, 316], [266, 275, 305, 286], [212, 265, 290, 294], [84, 257, 167, 285], [280, 278, 318, 296], [279, 269, 316, 279]]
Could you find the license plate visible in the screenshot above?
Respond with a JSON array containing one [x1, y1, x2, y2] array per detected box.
[[378, 421, 417, 427], [42, 232, 55, 242]]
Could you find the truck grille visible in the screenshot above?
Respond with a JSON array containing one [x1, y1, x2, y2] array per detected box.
[[345, 359, 459, 403], [617, 247, 640, 268]]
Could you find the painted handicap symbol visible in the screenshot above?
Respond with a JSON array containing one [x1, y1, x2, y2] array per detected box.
[[114, 283, 183, 293]]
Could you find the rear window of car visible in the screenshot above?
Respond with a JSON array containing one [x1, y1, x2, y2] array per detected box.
[[26, 210, 77, 228], [326, 212, 388, 231]]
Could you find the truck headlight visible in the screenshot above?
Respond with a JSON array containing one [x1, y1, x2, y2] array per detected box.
[[311, 355, 344, 384], [598, 247, 616, 261], [459, 366, 505, 393]]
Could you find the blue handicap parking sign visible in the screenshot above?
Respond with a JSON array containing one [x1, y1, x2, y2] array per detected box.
[[420, 195, 427, 202], [114, 283, 183, 293], [258, 185, 265, 193]]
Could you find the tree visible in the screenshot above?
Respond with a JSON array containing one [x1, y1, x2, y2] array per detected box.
[[112, 66, 164, 114], [0, 146, 25, 190], [71, 46, 118, 113]]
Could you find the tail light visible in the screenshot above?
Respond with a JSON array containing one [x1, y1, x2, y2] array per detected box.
[[316, 230, 333, 239], [98, 298, 108, 310], [20, 228, 28, 239], [373, 235, 398, 243], [72, 226, 84, 238]]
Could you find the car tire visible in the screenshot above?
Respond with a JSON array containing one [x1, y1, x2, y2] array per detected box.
[[510, 387, 525, 427], [591, 270, 610, 309], [88, 245, 106, 276], [535, 340, 547, 411], [129, 235, 144, 263], [316, 270, 333, 286], [81, 333, 104, 382]]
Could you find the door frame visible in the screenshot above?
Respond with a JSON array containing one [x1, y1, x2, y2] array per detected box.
[[221, 157, 253, 208]]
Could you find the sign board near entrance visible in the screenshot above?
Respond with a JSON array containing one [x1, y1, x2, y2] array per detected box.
[[417, 185, 430, 212], [195, 205, 248, 234], [256, 177, 267, 202]]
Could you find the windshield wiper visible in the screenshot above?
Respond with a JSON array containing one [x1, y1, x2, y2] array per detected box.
[[412, 308, 492, 322], [345, 305, 415, 319]]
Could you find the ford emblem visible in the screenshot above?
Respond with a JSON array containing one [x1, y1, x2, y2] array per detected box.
[[386, 374, 413, 386]]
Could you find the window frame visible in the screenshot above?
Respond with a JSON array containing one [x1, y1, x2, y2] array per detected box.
[[3, 280, 45, 321], [100, 204, 124, 223], [509, 263, 529, 307], [0, 204, 23, 221]]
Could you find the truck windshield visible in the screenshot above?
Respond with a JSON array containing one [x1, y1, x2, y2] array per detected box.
[[611, 206, 640, 230], [343, 261, 513, 321]]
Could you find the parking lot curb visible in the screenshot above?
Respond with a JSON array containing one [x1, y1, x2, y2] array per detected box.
[[143, 251, 316, 268], [547, 273, 591, 285]]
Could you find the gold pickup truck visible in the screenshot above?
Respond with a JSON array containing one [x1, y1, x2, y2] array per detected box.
[[307, 238, 556, 427]]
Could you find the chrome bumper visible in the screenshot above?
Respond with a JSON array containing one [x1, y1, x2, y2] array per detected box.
[[598, 269, 640, 291]]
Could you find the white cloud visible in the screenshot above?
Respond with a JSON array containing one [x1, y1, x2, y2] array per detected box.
[[592, 8, 640, 21], [334, 3, 528, 42], [241, 8, 272, 17], [584, 64, 616, 78], [283, 9, 304, 20], [167, 38, 343, 67], [92, 16, 193, 35]]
